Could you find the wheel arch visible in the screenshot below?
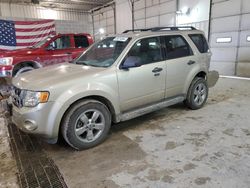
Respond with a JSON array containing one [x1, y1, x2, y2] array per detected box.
[[183, 69, 207, 96], [13, 61, 42, 76], [56, 95, 118, 140]]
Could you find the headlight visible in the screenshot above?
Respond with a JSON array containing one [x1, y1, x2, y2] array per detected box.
[[0, 57, 13, 65], [23, 90, 49, 107]]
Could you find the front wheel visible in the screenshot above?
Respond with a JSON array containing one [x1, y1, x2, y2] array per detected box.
[[185, 77, 208, 110], [61, 100, 111, 150]]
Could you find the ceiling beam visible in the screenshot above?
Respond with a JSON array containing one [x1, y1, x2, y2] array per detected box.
[[39, 0, 104, 6]]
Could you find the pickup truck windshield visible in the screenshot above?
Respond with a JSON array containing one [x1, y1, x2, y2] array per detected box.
[[75, 37, 131, 67], [31, 36, 53, 48]]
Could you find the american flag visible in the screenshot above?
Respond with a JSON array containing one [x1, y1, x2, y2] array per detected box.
[[0, 19, 56, 50]]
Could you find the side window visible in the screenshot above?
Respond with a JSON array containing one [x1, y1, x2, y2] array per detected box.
[[49, 36, 71, 50], [74, 35, 89, 48], [127, 37, 162, 65], [189, 34, 209, 53], [164, 35, 193, 59]]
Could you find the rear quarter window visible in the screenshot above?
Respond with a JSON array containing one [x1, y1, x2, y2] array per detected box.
[[189, 34, 209, 53], [74, 35, 89, 48]]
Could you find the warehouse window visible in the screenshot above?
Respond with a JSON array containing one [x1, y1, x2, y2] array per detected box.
[[216, 37, 232, 43], [164, 35, 193, 59], [127, 37, 162, 65], [189, 34, 209, 53], [49, 36, 71, 49], [74, 35, 89, 48]]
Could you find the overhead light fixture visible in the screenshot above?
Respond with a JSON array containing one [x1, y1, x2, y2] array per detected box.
[[99, 28, 105, 34], [176, 7, 190, 15], [247, 36, 250, 42]]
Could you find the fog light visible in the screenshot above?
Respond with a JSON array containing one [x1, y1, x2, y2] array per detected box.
[[24, 120, 37, 131]]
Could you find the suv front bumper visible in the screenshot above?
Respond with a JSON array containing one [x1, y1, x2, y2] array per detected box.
[[12, 101, 59, 143]]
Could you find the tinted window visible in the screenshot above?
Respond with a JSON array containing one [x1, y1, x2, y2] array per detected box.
[[50, 36, 71, 49], [74, 35, 89, 48], [189, 34, 209, 53], [164, 35, 193, 59], [127, 37, 162, 65]]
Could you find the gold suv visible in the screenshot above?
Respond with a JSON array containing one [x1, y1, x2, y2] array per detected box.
[[11, 27, 219, 150]]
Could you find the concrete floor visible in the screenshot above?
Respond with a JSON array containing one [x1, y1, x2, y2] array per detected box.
[[1, 77, 250, 188]]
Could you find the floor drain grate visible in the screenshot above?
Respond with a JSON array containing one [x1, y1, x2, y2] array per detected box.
[[8, 123, 68, 188]]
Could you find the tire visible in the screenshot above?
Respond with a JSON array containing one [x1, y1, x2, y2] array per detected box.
[[14, 66, 34, 77], [61, 100, 111, 150], [184, 77, 208, 110]]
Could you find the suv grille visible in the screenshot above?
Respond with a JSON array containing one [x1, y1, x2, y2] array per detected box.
[[12, 87, 24, 108]]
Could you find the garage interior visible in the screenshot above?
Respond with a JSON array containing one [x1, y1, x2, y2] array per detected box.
[[0, 0, 250, 188]]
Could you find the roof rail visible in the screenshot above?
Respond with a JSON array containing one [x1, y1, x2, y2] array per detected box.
[[123, 28, 151, 33], [150, 26, 196, 31], [122, 26, 196, 33]]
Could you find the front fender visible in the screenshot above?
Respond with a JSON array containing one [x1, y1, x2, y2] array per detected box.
[[48, 82, 120, 139]]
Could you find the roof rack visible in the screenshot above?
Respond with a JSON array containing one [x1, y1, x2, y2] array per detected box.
[[123, 26, 196, 33]]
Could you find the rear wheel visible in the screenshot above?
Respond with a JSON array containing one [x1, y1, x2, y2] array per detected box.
[[185, 77, 208, 110], [61, 100, 111, 150]]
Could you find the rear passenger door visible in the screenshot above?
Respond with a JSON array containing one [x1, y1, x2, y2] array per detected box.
[[163, 35, 197, 98], [72, 35, 90, 59]]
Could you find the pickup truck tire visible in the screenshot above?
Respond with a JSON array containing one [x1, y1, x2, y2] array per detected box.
[[185, 77, 208, 110], [14, 66, 34, 77], [61, 99, 111, 150]]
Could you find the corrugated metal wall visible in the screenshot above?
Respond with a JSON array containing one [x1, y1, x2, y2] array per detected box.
[[0, 2, 92, 34], [134, 0, 177, 28], [92, 4, 115, 40], [209, 0, 250, 77]]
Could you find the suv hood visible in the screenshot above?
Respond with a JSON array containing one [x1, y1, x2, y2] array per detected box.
[[12, 63, 105, 90]]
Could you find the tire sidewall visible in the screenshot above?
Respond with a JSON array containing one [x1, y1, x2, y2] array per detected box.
[[187, 77, 208, 110], [62, 100, 111, 150]]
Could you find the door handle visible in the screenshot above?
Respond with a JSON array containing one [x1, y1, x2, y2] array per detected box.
[[187, 60, 196, 65], [152, 67, 163, 73], [66, 52, 72, 55]]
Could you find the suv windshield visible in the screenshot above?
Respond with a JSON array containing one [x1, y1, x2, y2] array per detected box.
[[75, 37, 131, 67]]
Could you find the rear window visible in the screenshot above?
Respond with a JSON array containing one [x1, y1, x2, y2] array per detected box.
[[164, 35, 193, 59], [189, 34, 209, 53], [74, 35, 89, 48]]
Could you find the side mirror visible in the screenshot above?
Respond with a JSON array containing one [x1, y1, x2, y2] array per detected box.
[[46, 45, 55, 51], [121, 56, 142, 70]]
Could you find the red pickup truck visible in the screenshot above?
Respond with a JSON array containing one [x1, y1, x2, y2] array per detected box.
[[0, 33, 94, 77]]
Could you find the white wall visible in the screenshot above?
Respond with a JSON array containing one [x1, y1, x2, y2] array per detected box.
[[209, 0, 250, 77], [0, 2, 92, 34], [92, 5, 115, 40], [133, 0, 177, 29], [116, 0, 132, 33]]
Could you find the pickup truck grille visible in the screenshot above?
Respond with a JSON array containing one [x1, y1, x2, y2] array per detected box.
[[11, 87, 24, 108]]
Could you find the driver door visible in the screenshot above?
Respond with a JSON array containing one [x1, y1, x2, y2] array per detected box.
[[117, 37, 166, 112], [43, 35, 73, 66]]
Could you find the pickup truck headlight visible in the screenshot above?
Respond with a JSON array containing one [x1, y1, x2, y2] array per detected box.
[[0, 57, 13, 65], [23, 91, 49, 107]]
